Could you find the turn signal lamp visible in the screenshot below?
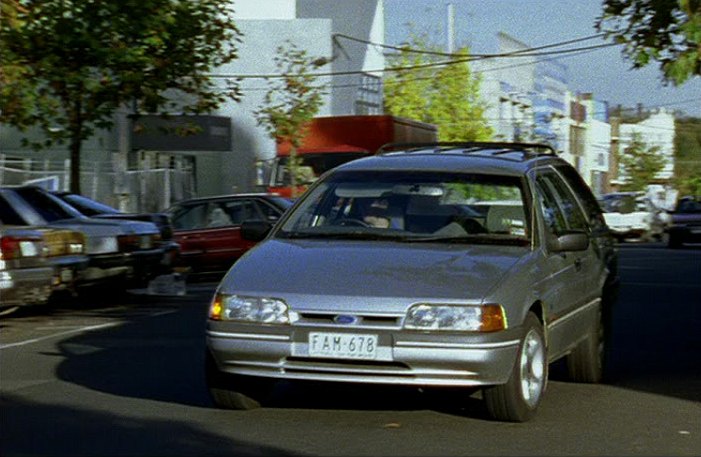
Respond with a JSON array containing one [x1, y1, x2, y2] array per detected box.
[[404, 303, 507, 332]]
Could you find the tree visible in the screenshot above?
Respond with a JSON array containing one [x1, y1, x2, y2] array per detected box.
[[617, 132, 667, 191], [254, 41, 328, 198], [673, 117, 701, 195], [596, 0, 701, 85], [0, 0, 242, 194], [384, 35, 492, 142]]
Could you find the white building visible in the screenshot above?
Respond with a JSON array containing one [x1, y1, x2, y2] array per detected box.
[[0, 0, 386, 209], [191, 0, 387, 196], [617, 109, 677, 208], [476, 33, 536, 144]]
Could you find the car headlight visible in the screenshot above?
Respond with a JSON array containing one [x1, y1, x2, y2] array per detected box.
[[86, 236, 119, 254], [404, 304, 507, 332], [209, 293, 290, 324]]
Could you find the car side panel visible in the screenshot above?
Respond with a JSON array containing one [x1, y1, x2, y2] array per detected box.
[[174, 226, 255, 273]]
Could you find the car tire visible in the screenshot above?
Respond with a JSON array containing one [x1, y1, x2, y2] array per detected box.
[[204, 350, 275, 410], [483, 312, 547, 422], [667, 233, 682, 249], [566, 302, 603, 383]]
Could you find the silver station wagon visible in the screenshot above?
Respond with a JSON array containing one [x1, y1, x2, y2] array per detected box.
[[205, 142, 619, 422]]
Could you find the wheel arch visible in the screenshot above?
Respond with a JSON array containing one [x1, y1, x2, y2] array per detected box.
[[526, 300, 548, 346]]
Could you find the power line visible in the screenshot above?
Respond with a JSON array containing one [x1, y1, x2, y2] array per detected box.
[[334, 32, 609, 58], [207, 39, 619, 80]]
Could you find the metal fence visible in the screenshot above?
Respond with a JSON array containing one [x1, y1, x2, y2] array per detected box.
[[0, 155, 195, 212]]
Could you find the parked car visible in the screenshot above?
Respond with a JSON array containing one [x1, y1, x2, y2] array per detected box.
[[49, 191, 179, 270], [598, 192, 666, 242], [2, 197, 88, 298], [204, 142, 619, 422], [34, 226, 88, 296], [667, 195, 701, 248], [0, 186, 168, 289], [166, 193, 293, 275], [0, 225, 54, 314]]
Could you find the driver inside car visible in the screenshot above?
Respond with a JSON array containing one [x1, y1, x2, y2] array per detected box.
[[361, 198, 403, 229]]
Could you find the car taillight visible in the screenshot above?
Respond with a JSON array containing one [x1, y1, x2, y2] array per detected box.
[[118, 234, 160, 251], [0, 236, 44, 260], [118, 235, 139, 251], [40, 230, 86, 256]]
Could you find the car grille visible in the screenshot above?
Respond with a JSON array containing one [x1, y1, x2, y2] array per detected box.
[[296, 312, 402, 329]]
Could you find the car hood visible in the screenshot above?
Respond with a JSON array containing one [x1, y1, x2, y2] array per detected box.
[[218, 239, 529, 312], [47, 217, 159, 236]]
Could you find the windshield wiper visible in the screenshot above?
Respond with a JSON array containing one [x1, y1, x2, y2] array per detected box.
[[401, 235, 528, 246], [282, 230, 411, 241]]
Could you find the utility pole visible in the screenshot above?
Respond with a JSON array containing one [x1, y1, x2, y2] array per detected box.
[[446, 3, 455, 54], [609, 113, 620, 193]]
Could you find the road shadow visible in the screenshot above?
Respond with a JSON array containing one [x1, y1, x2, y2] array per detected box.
[[30, 243, 701, 424], [599, 245, 701, 402], [0, 393, 304, 457]]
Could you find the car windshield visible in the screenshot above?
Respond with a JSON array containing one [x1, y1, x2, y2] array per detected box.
[[13, 187, 84, 222], [599, 194, 637, 214], [675, 197, 701, 213], [277, 170, 530, 245]]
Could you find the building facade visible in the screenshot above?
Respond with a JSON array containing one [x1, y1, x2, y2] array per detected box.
[[616, 109, 677, 208], [0, 0, 385, 211], [2, 4, 680, 211]]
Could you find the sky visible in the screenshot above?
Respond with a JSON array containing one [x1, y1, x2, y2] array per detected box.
[[384, 0, 701, 118]]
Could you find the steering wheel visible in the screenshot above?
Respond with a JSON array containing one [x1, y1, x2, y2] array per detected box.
[[336, 218, 371, 227]]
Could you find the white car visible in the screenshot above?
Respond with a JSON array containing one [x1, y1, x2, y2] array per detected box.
[[599, 192, 666, 242]]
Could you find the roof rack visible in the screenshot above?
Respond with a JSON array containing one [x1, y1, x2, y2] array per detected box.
[[376, 141, 557, 158]]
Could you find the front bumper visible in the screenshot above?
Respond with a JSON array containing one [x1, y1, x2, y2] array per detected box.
[[609, 226, 648, 239], [206, 322, 522, 387]]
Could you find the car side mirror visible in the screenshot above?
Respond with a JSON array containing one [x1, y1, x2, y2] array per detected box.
[[550, 231, 589, 252]]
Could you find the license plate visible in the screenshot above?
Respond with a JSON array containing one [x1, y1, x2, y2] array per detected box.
[[140, 236, 152, 249], [308, 332, 378, 360]]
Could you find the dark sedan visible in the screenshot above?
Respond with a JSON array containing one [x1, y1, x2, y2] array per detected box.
[[166, 193, 293, 275], [667, 196, 701, 248]]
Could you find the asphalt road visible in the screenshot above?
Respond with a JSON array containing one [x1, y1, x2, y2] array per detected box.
[[1, 243, 700, 456]]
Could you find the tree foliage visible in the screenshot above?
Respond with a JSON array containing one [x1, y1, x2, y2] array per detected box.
[[617, 132, 667, 191], [254, 41, 328, 197], [673, 117, 701, 195], [596, 0, 701, 85], [383, 35, 492, 142], [0, 0, 242, 193]]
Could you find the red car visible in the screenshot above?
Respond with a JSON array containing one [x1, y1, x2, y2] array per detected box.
[[166, 193, 293, 275]]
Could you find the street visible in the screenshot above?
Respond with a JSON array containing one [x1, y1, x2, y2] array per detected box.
[[1, 243, 700, 456]]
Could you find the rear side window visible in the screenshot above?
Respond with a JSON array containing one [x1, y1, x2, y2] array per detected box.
[[171, 203, 208, 230], [555, 165, 607, 231], [0, 195, 27, 225], [534, 170, 589, 236], [14, 188, 81, 221]]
